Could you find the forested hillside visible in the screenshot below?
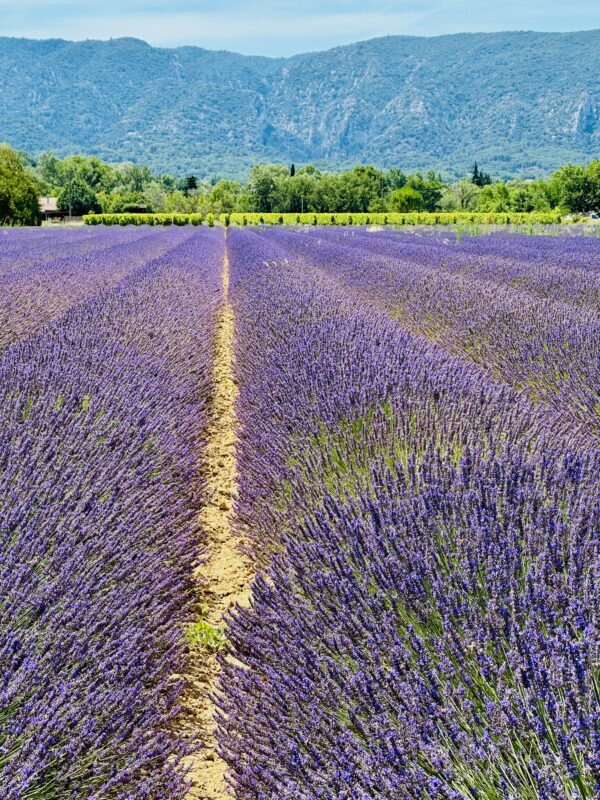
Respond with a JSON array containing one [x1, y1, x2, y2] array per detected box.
[[0, 31, 598, 177]]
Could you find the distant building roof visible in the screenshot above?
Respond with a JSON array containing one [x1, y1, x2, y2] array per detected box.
[[39, 197, 59, 213]]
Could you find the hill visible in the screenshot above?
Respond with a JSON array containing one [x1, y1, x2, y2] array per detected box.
[[0, 31, 598, 178]]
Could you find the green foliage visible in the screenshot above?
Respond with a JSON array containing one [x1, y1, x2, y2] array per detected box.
[[84, 212, 203, 226], [0, 144, 42, 226], [247, 164, 288, 212], [389, 186, 425, 212], [37, 152, 119, 196], [57, 178, 101, 216], [244, 164, 388, 213], [184, 175, 198, 194], [209, 179, 241, 213], [440, 180, 480, 211], [471, 161, 492, 187], [118, 163, 153, 193], [385, 167, 407, 191], [2, 33, 599, 178], [223, 211, 563, 226], [36, 151, 64, 189], [99, 191, 152, 214], [38, 147, 600, 224], [553, 162, 600, 214], [186, 619, 225, 652], [406, 171, 444, 211], [330, 166, 387, 213]]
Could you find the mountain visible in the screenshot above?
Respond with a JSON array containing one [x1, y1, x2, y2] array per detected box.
[[0, 31, 599, 178]]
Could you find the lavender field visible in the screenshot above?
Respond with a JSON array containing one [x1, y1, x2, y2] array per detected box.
[[1, 225, 600, 799]]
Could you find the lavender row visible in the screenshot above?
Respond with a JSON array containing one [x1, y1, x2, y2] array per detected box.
[[0, 226, 194, 351], [226, 231, 564, 560], [261, 227, 600, 441], [269, 225, 600, 315], [303, 226, 600, 308], [0, 226, 143, 276], [219, 228, 600, 799], [0, 229, 223, 798]]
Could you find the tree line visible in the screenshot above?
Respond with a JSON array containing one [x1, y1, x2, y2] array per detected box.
[[1, 143, 599, 225]]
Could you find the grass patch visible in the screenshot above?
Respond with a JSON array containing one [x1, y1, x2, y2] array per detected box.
[[186, 617, 225, 652]]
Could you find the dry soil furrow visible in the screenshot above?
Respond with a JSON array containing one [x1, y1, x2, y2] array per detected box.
[[182, 237, 252, 799]]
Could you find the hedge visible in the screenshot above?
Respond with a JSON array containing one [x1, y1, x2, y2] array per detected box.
[[84, 211, 567, 227], [84, 213, 204, 226], [222, 211, 565, 226]]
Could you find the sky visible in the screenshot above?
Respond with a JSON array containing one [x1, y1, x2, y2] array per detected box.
[[1, 0, 599, 56]]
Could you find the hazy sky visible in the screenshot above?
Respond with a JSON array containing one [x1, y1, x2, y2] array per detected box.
[[1, 0, 598, 56]]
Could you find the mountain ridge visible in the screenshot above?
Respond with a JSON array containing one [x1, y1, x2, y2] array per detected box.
[[2, 29, 595, 59], [1, 30, 599, 178]]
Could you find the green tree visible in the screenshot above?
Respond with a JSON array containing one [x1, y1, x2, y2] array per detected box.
[[309, 174, 336, 212], [0, 144, 42, 226], [471, 161, 491, 187], [160, 174, 177, 191], [586, 162, 600, 213], [36, 152, 65, 191], [385, 167, 407, 191], [143, 182, 168, 213], [249, 172, 278, 212], [297, 164, 321, 177], [185, 175, 198, 195], [247, 165, 288, 212], [118, 163, 153, 193], [554, 163, 600, 214], [331, 166, 385, 212], [63, 156, 117, 193], [439, 180, 480, 211], [406, 171, 444, 211], [209, 180, 241, 213], [389, 186, 425, 212], [165, 189, 201, 213], [478, 183, 510, 212], [272, 174, 316, 212], [509, 185, 535, 212], [57, 177, 101, 216], [100, 192, 152, 213]]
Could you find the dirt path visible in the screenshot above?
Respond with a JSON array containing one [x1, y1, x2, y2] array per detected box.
[[182, 236, 252, 799]]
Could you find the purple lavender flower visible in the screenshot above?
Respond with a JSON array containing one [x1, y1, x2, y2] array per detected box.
[[219, 227, 600, 799], [0, 227, 224, 798]]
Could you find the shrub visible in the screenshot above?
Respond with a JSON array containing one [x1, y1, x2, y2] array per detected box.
[[83, 211, 566, 227], [0, 144, 42, 226]]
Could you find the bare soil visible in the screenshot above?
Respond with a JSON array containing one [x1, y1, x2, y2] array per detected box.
[[180, 241, 252, 799]]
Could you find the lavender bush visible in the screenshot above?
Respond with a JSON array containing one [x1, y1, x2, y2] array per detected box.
[[0, 226, 141, 276], [219, 228, 600, 799], [3, 223, 600, 799], [261, 227, 600, 441], [0, 228, 223, 798], [0, 226, 193, 350]]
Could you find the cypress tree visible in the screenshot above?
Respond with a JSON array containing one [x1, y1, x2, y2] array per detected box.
[[185, 175, 198, 195]]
